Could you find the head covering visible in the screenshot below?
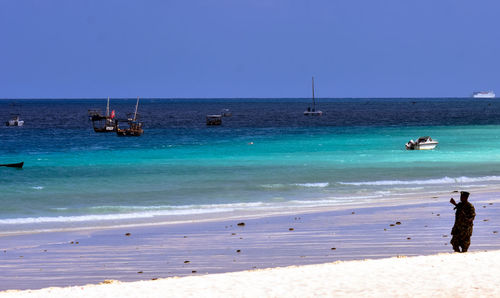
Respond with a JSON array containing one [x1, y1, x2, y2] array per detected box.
[[460, 191, 470, 198]]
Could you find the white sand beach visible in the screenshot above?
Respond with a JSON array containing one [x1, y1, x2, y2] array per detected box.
[[2, 250, 500, 297]]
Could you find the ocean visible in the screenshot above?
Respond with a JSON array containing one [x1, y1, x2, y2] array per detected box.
[[2, 98, 500, 235]]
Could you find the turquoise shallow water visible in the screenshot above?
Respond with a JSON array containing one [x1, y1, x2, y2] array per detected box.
[[2, 98, 500, 234]]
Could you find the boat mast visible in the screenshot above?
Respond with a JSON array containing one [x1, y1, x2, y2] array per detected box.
[[106, 97, 110, 117], [312, 76, 315, 110], [133, 96, 139, 121]]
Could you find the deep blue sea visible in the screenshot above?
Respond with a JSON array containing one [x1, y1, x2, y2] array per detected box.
[[2, 98, 500, 234]]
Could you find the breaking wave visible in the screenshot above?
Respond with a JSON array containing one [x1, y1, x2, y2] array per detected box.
[[293, 182, 329, 188], [0, 196, 373, 226], [338, 176, 500, 186], [261, 182, 329, 189]]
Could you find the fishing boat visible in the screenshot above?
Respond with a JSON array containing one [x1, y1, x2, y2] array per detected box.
[[88, 97, 116, 132], [0, 162, 24, 168], [116, 97, 143, 136], [206, 114, 222, 125], [405, 136, 438, 150], [304, 76, 323, 116], [472, 91, 495, 98], [5, 115, 24, 127]]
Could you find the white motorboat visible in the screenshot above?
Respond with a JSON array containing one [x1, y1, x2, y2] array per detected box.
[[405, 136, 438, 150], [304, 76, 323, 116], [5, 115, 24, 127]]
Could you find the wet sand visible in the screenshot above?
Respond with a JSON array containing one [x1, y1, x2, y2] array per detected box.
[[1, 192, 499, 292]]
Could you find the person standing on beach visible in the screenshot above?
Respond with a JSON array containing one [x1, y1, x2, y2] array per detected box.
[[450, 191, 475, 253]]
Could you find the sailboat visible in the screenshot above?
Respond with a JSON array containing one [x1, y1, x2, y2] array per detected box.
[[304, 76, 323, 116], [88, 97, 116, 132], [116, 96, 143, 136]]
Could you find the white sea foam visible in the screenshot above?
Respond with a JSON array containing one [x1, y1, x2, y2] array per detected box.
[[0, 202, 282, 225], [260, 184, 287, 189], [0, 183, 463, 227], [293, 182, 330, 188], [87, 202, 268, 212], [0, 207, 235, 225], [389, 187, 425, 191], [31, 186, 44, 190], [287, 195, 382, 206], [0, 196, 379, 226], [261, 182, 329, 189], [338, 176, 500, 186]]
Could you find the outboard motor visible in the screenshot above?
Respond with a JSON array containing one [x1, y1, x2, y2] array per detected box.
[[405, 139, 416, 150]]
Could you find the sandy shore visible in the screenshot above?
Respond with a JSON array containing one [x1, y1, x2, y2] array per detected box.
[[2, 250, 500, 297], [1, 191, 499, 293]]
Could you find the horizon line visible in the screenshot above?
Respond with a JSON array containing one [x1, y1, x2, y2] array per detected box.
[[0, 96, 478, 100]]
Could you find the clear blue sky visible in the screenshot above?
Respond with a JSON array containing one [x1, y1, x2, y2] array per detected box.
[[1, 0, 499, 98]]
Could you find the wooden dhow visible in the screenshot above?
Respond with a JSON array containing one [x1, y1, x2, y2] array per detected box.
[[88, 97, 116, 132], [116, 97, 143, 136]]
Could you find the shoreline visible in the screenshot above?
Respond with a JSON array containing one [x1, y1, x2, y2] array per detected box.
[[1, 185, 498, 237], [1, 189, 499, 292]]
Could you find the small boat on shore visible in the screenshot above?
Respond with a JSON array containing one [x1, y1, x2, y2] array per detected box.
[[116, 97, 143, 136], [0, 162, 24, 168], [406, 136, 438, 150], [88, 97, 116, 132], [5, 115, 24, 127]]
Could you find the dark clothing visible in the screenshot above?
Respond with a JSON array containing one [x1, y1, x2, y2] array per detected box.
[[450, 201, 475, 252]]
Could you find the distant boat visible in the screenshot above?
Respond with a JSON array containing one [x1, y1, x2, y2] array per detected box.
[[5, 115, 24, 127], [472, 91, 495, 98], [304, 76, 323, 116], [221, 109, 232, 117], [116, 97, 143, 136], [0, 162, 24, 168], [88, 97, 116, 132], [206, 115, 222, 125], [405, 136, 438, 150]]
